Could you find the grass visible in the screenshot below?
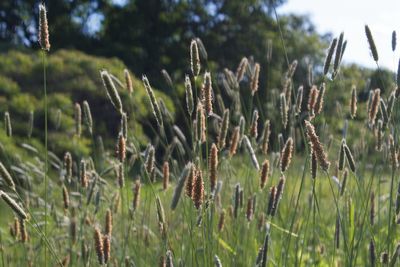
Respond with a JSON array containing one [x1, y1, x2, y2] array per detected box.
[[0, 5, 400, 267]]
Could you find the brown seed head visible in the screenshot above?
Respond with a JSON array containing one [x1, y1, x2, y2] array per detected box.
[[260, 159, 270, 189], [251, 63, 260, 95], [280, 138, 294, 173], [62, 185, 69, 210], [162, 161, 170, 191], [185, 165, 195, 198], [124, 69, 133, 94], [308, 85, 319, 112], [304, 121, 330, 171], [117, 133, 126, 163], [369, 88, 381, 125], [203, 72, 213, 115], [229, 126, 240, 157], [94, 227, 104, 265], [192, 168, 204, 209], [261, 120, 271, 155], [218, 209, 226, 232], [133, 180, 141, 211], [105, 209, 112, 236], [103, 235, 111, 264]]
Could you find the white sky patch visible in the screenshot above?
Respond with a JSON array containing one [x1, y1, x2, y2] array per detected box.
[[279, 0, 400, 70]]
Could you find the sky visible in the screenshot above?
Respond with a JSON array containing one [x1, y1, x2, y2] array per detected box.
[[279, 0, 400, 70]]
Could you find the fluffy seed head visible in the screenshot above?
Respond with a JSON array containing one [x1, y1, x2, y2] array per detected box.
[[62, 185, 69, 210], [314, 83, 325, 115], [185, 164, 195, 198], [190, 40, 201, 77], [296, 86, 303, 114], [236, 57, 248, 82], [38, 4, 50, 51], [365, 25, 379, 61], [393, 30, 397, 52], [185, 75, 194, 115], [338, 139, 346, 171], [162, 161, 169, 191], [280, 93, 288, 128], [350, 86, 357, 118], [143, 75, 163, 128], [0, 162, 15, 190], [100, 70, 123, 114], [343, 144, 356, 173], [308, 86, 319, 112], [82, 101, 93, 135], [0, 191, 27, 220], [280, 138, 294, 173], [74, 103, 82, 137], [250, 63, 260, 95], [304, 121, 330, 171], [323, 38, 337, 75], [192, 168, 204, 209], [267, 186, 277, 216], [311, 150, 317, 179], [64, 152, 72, 180], [80, 159, 88, 188], [261, 120, 271, 155], [124, 69, 133, 94], [218, 109, 230, 149], [271, 175, 286, 216], [218, 210, 225, 232], [203, 72, 213, 115], [133, 180, 141, 211], [246, 197, 254, 221], [209, 143, 218, 193], [4, 112, 11, 137], [260, 159, 270, 189], [250, 109, 259, 138], [105, 209, 112, 236], [94, 227, 104, 265], [117, 133, 126, 163], [229, 126, 240, 157], [145, 145, 155, 174]]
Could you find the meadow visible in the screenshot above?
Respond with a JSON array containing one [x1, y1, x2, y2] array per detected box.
[[0, 4, 400, 267]]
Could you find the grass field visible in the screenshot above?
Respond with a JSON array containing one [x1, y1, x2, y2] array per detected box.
[[0, 5, 400, 267]]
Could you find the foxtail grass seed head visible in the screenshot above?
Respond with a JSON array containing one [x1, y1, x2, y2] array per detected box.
[[62, 185, 69, 210], [267, 186, 277, 216], [185, 164, 195, 198], [38, 4, 50, 51], [311, 150, 317, 179], [381, 252, 389, 264], [350, 86, 357, 118], [117, 133, 126, 163], [229, 126, 240, 157], [117, 163, 125, 188], [145, 145, 155, 174], [261, 120, 271, 155], [370, 192, 375, 226], [120, 112, 128, 140], [234, 183, 240, 218], [338, 139, 346, 171], [4, 112, 11, 137], [163, 161, 169, 191], [236, 57, 248, 82], [142, 75, 163, 128], [192, 168, 204, 209], [369, 239, 376, 266], [185, 75, 194, 115], [365, 25, 379, 61], [323, 38, 337, 75], [105, 209, 112, 236], [133, 180, 141, 211], [190, 39, 201, 77], [271, 175, 285, 216], [82, 101, 93, 135], [280, 93, 288, 128], [196, 102, 206, 143], [80, 159, 88, 188], [100, 70, 123, 114], [243, 135, 260, 170], [209, 143, 218, 193], [124, 69, 133, 93], [280, 138, 294, 173], [246, 196, 254, 221], [343, 144, 356, 172], [380, 99, 389, 128], [156, 196, 166, 226], [250, 63, 260, 95], [203, 72, 213, 115], [304, 120, 330, 171], [64, 152, 72, 180], [20, 218, 28, 243], [250, 109, 259, 138], [308, 86, 319, 112], [296, 86, 303, 114], [389, 134, 398, 169], [393, 30, 397, 52], [74, 103, 82, 137], [12, 217, 20, 239], [0, 191, 27, 220], [375, 120, 383, 151], [94, 227, 104, 265], [0, 162, 15, 190], [333, 32, 344, 77], [260, 159, 270, 190], [314, 83, 325, 115], [27, 110, 34, 138], [218, 109, 230, 149]]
